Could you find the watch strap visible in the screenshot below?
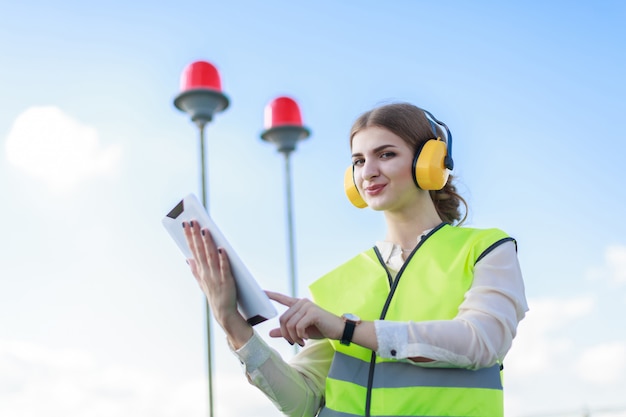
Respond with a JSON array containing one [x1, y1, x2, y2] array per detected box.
[[340, 320, 357, 346]]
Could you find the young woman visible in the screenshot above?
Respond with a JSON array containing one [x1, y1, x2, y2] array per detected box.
[[183, 102, 528, 417]]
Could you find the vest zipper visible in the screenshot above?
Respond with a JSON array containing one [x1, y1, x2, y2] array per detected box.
[[364, 222, 447, 417]]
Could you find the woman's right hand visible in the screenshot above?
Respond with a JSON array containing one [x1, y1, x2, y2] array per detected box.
[[183, 220, 253, 348]]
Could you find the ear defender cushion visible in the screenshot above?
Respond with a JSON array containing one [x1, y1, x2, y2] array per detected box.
[[413, 139, 450, 190], [344, 166, 368, 208]]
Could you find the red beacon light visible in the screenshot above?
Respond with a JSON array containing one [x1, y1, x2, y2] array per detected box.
[[264, 96, 304, 128], [174, 60, 229, 127], [261, 96, 310, 154], [180, 60, 223, 91]]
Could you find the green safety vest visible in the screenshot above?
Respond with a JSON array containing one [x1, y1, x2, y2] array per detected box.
[[309, 223, 513, 417]]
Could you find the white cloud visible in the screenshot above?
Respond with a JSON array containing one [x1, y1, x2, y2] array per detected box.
[[4, 106, 122, 192], [0, 339, 277, 417], [0, 339, 206, 417], [576, 342, 626, 384], [586, 245, 626, 286], [505, 296, 595, 376], [605, 245, 626, 285]]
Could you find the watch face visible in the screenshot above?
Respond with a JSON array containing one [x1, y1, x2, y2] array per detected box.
[[343, 313, 360, 322]]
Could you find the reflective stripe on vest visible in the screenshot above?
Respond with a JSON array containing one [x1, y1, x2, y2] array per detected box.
[[320, 351, 503, 417], [327, 351, 502, 390], [310, 224, 512, 417]]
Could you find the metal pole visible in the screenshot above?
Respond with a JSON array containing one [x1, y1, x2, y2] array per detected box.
[[198, 121, 215, 417], [283, 151, 297, 299], [283, 151, 299, 354]]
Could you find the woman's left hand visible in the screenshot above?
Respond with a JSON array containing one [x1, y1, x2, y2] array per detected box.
[[266, 291, 344, 347]]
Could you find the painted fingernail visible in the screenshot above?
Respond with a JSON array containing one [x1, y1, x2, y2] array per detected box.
[[288, 341, 294, 346], [217, 248, 223, 254], [201, 229, 205, 236], [182, 222, 186, 228], [190, 221, 194, 228]]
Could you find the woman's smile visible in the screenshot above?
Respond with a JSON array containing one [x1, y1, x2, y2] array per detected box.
[[364, 183, 386, 196]]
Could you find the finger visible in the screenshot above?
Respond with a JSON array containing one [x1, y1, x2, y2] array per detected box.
[[276, 304, 299, 346], [184, 221, 210, 268], [183, 222, 198, 256], [265, 291, 298, 307], [217, 248, 232, 283], [194, 224, 220, 272], [290, 301, 313, 345], [268, 328, 295, 345], [201, 227, 220, 264], [268, 328, 282, 338], [286, 310, 307, 346], [186, 258, 198, 277], [188, 220, 209, 266], [278, 299, 310, 346]]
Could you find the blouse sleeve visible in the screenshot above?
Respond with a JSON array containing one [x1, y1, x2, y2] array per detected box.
[[375, 240, 529, 369], [231, 331, 334, 417]]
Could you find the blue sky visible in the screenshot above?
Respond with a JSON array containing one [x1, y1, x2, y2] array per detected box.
[[1, 1, 625, 416]]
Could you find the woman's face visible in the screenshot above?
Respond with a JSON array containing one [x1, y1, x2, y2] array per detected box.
[[351, 126, 420, 213]]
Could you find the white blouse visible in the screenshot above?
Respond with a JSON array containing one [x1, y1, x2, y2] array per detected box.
[[231, 237, 528, 417]]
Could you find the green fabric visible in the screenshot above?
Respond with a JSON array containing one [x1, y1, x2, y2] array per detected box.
[[326, 378, 503, 417], [310, 224, 509, 417]]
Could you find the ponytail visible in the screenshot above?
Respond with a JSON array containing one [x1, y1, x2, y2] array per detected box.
[[429, 175, 467, 225]]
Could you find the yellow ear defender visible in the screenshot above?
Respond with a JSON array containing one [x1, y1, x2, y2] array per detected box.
[[344, 108, 454, 208], [412, 137, 450, 191], [344, 166, 368, 208]]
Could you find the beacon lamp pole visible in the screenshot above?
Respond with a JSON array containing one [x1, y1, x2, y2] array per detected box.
[[260, 97, 311, 354], [173, 60, 230, 417]]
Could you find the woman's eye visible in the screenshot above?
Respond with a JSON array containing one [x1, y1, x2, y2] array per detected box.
[[380, 151, 396, 159], [352, 158, 365, 167]]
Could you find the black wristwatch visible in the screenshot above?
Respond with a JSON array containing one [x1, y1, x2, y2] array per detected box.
[[340, 313, 361, 346]]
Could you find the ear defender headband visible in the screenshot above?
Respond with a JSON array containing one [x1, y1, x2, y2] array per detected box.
[[344, 108, 454, 209]]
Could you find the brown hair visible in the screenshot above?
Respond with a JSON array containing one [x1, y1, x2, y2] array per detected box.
[[350, 102, 468, 225]]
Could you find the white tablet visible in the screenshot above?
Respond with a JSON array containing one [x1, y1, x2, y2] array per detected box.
[[162, 193, 277, 325]]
